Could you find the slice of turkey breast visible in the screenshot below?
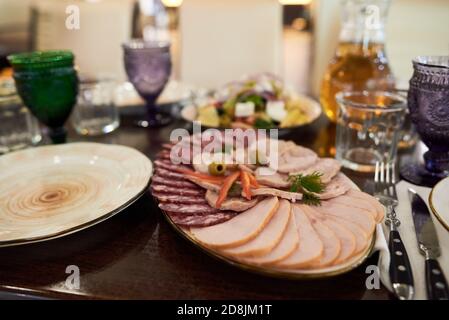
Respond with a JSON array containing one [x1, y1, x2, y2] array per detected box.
[[302, 207, 341, 268], [315, 173, 353, 200], [190, 197, 279, 249], [303, 206, 357, 265], [275, 205, 323, 269], [326, 194, 378, 221], [184, 176, 221, 192], [290, 158, 341, 184], [254, 167, 290, 189], [251, 187, 302, 202], [272, 145, 318, 173], [205, 190, 259, 212], [242, 210, 299, 266], [306, 205, 371, 254], [345, 189, 385, 223], [222, 199, 291, 257], [315, 201, 376, 235]]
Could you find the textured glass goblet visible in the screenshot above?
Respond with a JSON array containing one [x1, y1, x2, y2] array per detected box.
[[7, 51, 78, 143], [122, 40, 172, 127], [401, 56, 449, 187]]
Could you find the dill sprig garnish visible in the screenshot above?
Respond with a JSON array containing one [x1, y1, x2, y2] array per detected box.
[[302, 193, 321, 206], [288, 172, 325, 193], [288, 171, 325, 206]]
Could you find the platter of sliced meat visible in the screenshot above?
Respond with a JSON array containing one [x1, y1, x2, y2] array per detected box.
[[150, 133, 384, 278]]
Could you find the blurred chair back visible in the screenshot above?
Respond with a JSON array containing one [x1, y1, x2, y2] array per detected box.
[[310, 0, 449, 96], [32, 0, 134, 80], [179, 0, 283, 89]]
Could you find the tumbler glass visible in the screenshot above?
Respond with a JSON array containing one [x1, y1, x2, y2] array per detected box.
[[71, 77, 120, 136], [0, 93, 41, 153], [335, 91, 407, 172]]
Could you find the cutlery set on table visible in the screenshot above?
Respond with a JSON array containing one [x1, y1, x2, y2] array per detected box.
[[375, 162, 449, 300]]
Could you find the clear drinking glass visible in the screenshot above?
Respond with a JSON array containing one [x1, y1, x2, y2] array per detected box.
[[335, 91, 407, 172], [71, 77, 120, 136], [0, 93, 41, 154]]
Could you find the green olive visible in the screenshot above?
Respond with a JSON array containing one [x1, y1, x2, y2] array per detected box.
[[208, 162, 226, 176]]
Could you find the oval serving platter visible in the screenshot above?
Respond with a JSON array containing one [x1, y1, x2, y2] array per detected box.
[[0, 142, 153, 247], [158, 175, 379, 280], [162, 211, 376, 280]]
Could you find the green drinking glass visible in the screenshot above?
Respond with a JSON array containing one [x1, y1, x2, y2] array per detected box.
[[7, 50, 79, 143]]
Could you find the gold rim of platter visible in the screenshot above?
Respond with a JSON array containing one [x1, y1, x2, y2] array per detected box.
[[161, 209, 376, 280], [428, 177, 449, 232]]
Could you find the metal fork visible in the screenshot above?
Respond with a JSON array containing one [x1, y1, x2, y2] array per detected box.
[[374, 161, 414, 300]]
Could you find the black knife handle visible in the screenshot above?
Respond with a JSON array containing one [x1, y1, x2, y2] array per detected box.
[[389, 230, 414, 289], [425, 259, 449, 300]]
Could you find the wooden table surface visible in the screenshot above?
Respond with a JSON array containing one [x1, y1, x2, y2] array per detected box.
[[0, 107, 416, 300]]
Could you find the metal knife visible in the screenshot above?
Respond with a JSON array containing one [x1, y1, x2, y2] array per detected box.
[[408, 188, 449, 300]]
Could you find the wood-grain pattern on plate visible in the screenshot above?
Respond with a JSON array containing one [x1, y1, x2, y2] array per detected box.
[[0, 142, 153, 246]]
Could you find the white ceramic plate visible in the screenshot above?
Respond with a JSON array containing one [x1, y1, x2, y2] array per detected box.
[[429, 176, 449, 232], [181, 93, 322, 130], [0, 142, 153, 247]]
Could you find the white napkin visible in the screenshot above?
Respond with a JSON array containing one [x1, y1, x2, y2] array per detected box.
[[375, 180, 449, 300]]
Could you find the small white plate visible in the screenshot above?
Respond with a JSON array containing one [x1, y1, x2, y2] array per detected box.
[[429, 176, 449, 232], [0, 142, 153, 247]]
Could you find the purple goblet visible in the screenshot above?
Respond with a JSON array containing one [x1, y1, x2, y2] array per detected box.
[[401, 56, 449, 187], [123, 40, 172, 127]]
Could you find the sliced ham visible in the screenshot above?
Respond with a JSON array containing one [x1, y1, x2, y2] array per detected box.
[[275, 205, 323, 268], [205, 190, 259, 212], [254, 167, 290, 189], [251, 187, 302, 202], [291, 158, 341, 184], [301, 206, 341, 268], [315, 201, 376, 235], [303, 206, 357, 265], [333, 218, 369, 254], [242, 210, 299, 266], [346, 189, 385, 223], [222, 199, 291, 257], [318, 212, 370, 255], [190, 197, 279, 249], [327, 194, 378, 221], [275, 145, 318, 173], [315, 173, 353, 200], [184, 176, 221, 192]]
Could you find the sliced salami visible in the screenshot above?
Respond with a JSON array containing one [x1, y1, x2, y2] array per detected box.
[[152, 192, 207, 204], [154, 159, 190, 173], [162, 143, 174, 150], [151, 175, 198, 189], [155, 168, 185, 179], [159, 203, 219, 214], [166, 211, 238, 227], [151, 184, 204, 196], [156, 150, 172, 160]]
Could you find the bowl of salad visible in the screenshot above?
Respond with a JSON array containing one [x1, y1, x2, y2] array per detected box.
[[181, 73, 322, 130]]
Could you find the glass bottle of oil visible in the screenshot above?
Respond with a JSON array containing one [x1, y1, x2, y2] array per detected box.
[[320, 0, 395, 122]]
